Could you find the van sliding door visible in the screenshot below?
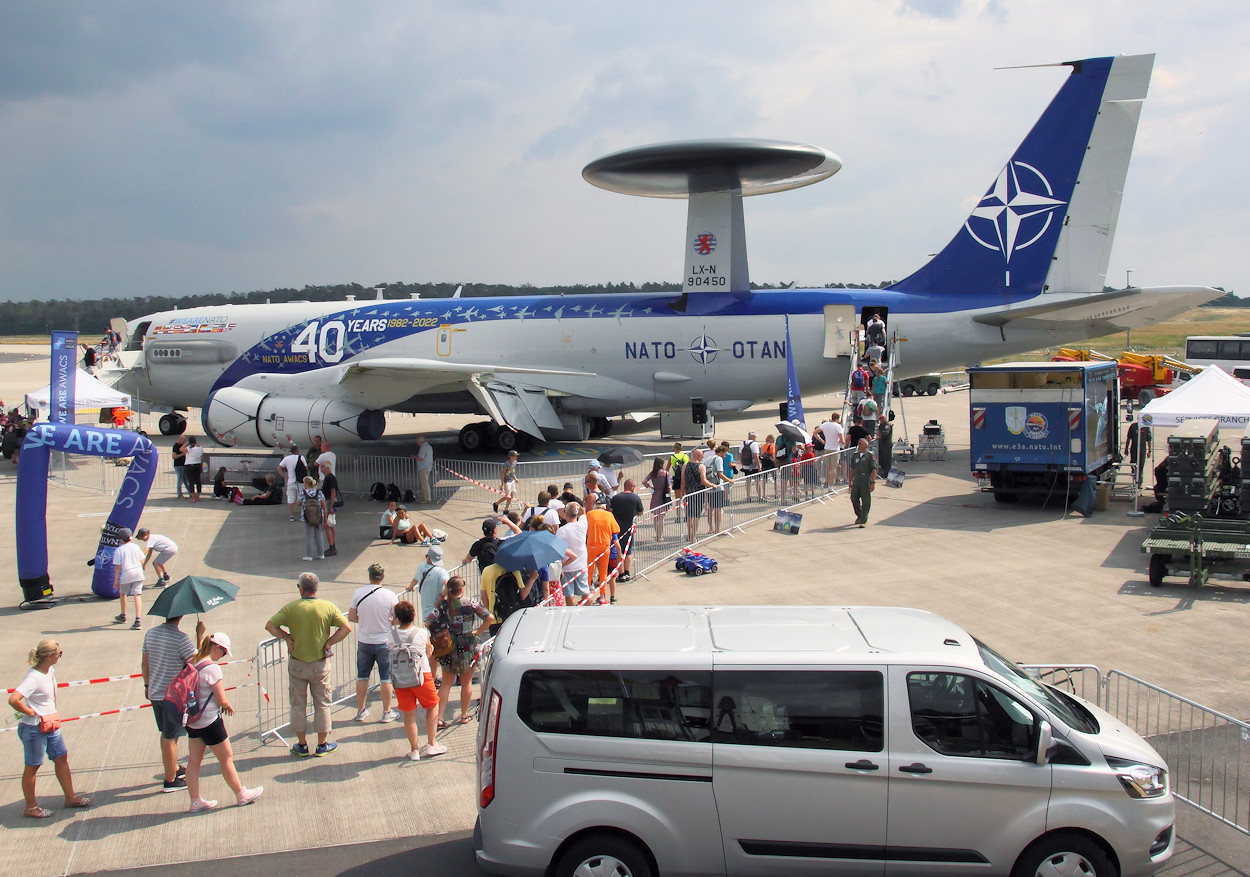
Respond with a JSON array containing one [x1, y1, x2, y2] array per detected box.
[[711, 667, 887, 876]]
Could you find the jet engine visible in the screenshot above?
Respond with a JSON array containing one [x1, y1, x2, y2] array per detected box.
[[203, 387, 386, 449]]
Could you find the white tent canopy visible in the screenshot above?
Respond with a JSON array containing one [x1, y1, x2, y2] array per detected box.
[[1139, 366, 1250, 430], [25, 368, 131, 412]]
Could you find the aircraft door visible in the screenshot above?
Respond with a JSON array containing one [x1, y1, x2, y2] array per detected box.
[[436, 324, 452, 357], [822, 305, 858, 358]]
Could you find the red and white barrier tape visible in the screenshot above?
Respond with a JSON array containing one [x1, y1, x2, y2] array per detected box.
[[6, 657, 254, 694], [442, 466, 507, 497], [0, 684, 256, 732]]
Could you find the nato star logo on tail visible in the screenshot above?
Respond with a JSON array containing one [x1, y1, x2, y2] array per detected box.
[[964, 160, 1066, 286]]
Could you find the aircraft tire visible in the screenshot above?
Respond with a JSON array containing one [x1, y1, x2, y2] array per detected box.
[[495, 428, 519, 453], [459, 423, 485, 453], [516, 432, 535, 453], [158, 413, 188, 436]]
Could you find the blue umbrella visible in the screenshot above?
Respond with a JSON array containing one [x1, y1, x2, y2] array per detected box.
[[493, 530, 566, 573]]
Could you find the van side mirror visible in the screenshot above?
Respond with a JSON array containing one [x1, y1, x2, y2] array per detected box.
[[1035, 720, 1053, 765]]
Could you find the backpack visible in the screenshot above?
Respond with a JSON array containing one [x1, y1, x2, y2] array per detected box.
[[303, 490, 323, 525], [740, 440, 758, 470], [403, 489, 417, 504], [493, 571, 523, 621], [164, 659, 213, 727], [386, 483, 401, 502], [850, 368, 868, 390], [294, 456, 308, 482], [760, 442, 777, 469], [370, 482, 387, 501], [388, 629, 423, 689]]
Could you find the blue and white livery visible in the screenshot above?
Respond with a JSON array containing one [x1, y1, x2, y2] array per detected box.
[[104, 54, 1218, 451]]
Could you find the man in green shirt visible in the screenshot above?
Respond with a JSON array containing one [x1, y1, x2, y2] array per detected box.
[[848, 437, 878, 528], [265, 572, 352, 757]]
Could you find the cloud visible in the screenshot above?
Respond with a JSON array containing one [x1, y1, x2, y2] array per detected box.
[[0, 0, 1245, 302]]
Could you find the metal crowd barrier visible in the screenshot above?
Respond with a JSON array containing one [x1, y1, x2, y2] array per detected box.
[[1020, 664, 1103, 704], [627, 449, 853, 578], [256, 628, 375, 747], [1103, 670, 1250, 836], [48, 450, 180, 495], [1019, 664, 1250, 837]]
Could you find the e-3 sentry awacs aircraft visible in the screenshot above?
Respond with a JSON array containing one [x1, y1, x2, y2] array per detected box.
[[104, 53, 1218, 452]]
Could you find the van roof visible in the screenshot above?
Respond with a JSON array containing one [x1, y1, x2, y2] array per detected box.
[[496, 606, 981, 666]]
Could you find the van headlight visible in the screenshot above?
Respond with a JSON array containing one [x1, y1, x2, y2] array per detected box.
[[1106, 756, 1168, 798]]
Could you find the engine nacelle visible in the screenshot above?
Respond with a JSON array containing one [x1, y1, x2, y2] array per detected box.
[[203, 387, 386, 449]]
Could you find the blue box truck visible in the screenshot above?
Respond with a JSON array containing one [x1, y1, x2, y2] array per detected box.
[[968, 361, 1120, 503]]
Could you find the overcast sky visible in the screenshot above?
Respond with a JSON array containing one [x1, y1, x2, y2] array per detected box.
[[0, 1, 1245, 303]]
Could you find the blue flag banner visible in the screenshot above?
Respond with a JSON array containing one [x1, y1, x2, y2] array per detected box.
[[784, 315, 805, 426], [50, 331, 78, 425]]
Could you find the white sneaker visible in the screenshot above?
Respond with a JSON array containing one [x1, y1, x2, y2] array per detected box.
[[406, 749, 421, 761], [236, 786, 263, 806], [301, 556, 314, 562], [380, 709, 400, 723], [420, 743, 448, 757], [189, 798, 218, 813], [316, 555, 325, 561], [353, 709, 369, 722]]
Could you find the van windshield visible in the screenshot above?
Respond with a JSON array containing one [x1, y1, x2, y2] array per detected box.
[[975, 639, 1099, 734]]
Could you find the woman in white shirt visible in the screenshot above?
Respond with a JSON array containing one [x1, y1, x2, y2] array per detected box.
[[391, 601, 446, 760], [7, 640, 92, 818], [185, 632, 263, 812]]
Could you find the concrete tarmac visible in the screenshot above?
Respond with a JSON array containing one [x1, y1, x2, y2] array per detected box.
[[0, 346, 1246, 875]]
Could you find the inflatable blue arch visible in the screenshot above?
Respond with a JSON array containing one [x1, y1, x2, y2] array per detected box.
[[17, 423, 157, 603]]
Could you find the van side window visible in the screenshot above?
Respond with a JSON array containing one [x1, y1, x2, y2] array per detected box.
[[711, 670, 884, 752], [907, 672, 1036, 760], [518, 670, 712, 743]]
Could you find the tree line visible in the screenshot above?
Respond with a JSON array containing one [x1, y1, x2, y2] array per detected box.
[[0, 280, 1236, 337]]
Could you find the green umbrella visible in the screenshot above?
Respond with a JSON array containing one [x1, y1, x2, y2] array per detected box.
[[147, 576, 240, 618]]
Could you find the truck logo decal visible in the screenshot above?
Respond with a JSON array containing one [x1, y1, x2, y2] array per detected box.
[[1023, 412, 1049, 440], [1006, 406, 1027, 435]]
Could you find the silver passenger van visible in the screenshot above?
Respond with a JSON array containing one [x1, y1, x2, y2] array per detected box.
[[474, 606, 1174, 877]]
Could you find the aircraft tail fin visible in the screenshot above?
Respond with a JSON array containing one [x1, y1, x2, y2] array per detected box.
[[890, 54, 1154, 298]]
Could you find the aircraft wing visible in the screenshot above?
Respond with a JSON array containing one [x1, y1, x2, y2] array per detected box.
[[339, 356, 593, 438], [973, 286, 1223, 332]]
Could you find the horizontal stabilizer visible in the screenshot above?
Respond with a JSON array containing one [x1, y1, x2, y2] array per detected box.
[[973, 286, 1223, 332]]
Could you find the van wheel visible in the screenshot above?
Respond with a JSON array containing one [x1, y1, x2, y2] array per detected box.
[[1012, 832, 1113, 877], [556, 833, 654, 877]]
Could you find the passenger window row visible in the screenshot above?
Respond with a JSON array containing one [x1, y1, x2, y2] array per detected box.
[[518, 668, 1038, 760]]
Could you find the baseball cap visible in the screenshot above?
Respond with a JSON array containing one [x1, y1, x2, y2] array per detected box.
[[426, 545, 444, 562], [482, 517, 498, 534], [747, 430, 756, 438], [588, 461, 601, 469], [117, 527, 132, 541], [209, 632, 232, 656]]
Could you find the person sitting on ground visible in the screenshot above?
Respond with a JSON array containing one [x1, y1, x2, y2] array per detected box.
[[378, 501, 398, 540], [212, 467, 232, 500], [389, 507, 438, 545], [241, 474, 282, 505]]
